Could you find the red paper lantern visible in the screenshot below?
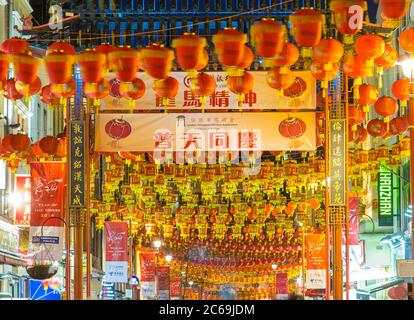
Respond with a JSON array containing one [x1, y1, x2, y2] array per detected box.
[[77, 50, 106, 83], [374, 43, 398, 68], [3, 79, 23, 100], [119, 78, 146, 100], [51, 79, 77, 98], [357, 84, 379, 106], [389, 116, 409, 135], [310, 198, 321, 210], [250, 18, 285, 58], [348, 105, 366, 125], [273, 43, 299, 67], [15, 77, 41, 96], [1, 37, 28, 54], [0, 52, 9, 82], [392, 78, 410, 101], [105, 118, 132, 140], [381, 0, 409, 19], [228, 71, 254, 95], [236, 45, 254, 70], [139, 44, 174, 80], [12, 52, 41, 85], [32, 141, 46, 158], [310, 61, 339, 82], [39, 136, 59, 155], [95, 43, 117, 71], [355, 34, 385, 61], [283, 77, 307, 98], [172, 33, 207, 71], [354, 125, 368, 143], [40, 85, 60, 105], [46, 41, 76, 55], [152, 76, 179, 104], [289, 8, 323, 48], [84, 79, 111, 100], [213, 28, 248, 67], [313, 38, 344, 64], [399, 28, 414, 53], [1, 135, 15, 153], [374, 96, 398, 119], [10, 133, 30, 152], [266, 67, 295, 91], [109, 46, 140, 82], [55, 138, 67, 158], [330, 0, 367, 35], [343, 54, 370, 78], [279, 116, 307, 139], [44, 51, 75, 84], [367, 119, 387, 137], [189, 73, 216, 101]]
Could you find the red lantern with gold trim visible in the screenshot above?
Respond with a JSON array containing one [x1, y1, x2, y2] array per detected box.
[[392, 78, 410, 106], [139, 44, 174, 80], [119, 78, 146, 100], [44, 51, 75, 84], [12, 52, 41, 85], [348, 105, 366, 125], [84, 79, 110, 101], [250, 18, 285, 60], [51, 79, 76, 98], [46, 41, 75, 55], [374, 96, 398, 121], [367, 119, 387, 137], [77, 50, 106, 83], [313, 38, 344, 64], [266, 67, 295, 93], [374, 44, 398, 68], [153, 76, 179, 106], [213, 28, 247, 68], [399, 28, 414, 53], [109, 46, 140, 82], [15, 76, 41, 96], [228, 71, 254, 95], [389, 116, 409, 135], [381, 0, 409, 19], [10, 133, 30, 152], [95, 43, 117, 72], [1, 37, 28, 54], [289, 8, 323, 49], [355, 34, 385, 63], [189, 72, 216, 105], [357, 84, 379, 111], [236, 45, 254, 70], [354, 125, 368, 143], [39, 136, 59, 155], [273, 42, 299, 69], [40, 85, 60, 106], [343, 54, 370, 79], [172, 33, 207, 71]]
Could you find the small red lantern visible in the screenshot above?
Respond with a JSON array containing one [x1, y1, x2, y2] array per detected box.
[[95, 43, 117, 72], [399, 28, 414, 53], [4, 79, 23, 100], [109, 46, 140, 82], [77, 50, 106, 83], [392, 78, 410, 106], [44, 51, 75, 84], [278, 116, 307, 139], [313, 38, 344, 64], [213, 28, 247, 68], [348, 105, 366, 125], [172, 33, 207, 72], [266, 67, 295, 93], [51, 79, 77, 99], [289, 8, 323, 54], [367, 119, 387, 137], [84, 79, 110, 103], [330, 0, 367, 36], [152, 76, 179, 106], [40, 85, 61, 106], [32, 141, 46, 158], [10, 133, 30, 152], [15, 76, 41, 96], [355, 34, 385, 64], [227, 71, 254, 103], [381, 0, 409, 19], [374, 43, 398, 68], [273, 42, 299, 69], [139, 44, 174, 80], [310, 61, 339, 82], [119, 78, 146, 104], [357, 84, 379, 111], [354, 125, 368, 143], [1, 135, 15, 153], [250, 18, 285, 61], [39, 136, 59, 155], [46, 41, 76, 55], [12, 52, 41, 85], [374, 96, 398, 121], [1, 37, 28, 54], [389, 116, 409, 135], [189, 72, 216, 106], [236, 45, 254, 70], [309, 198, 321, 210]]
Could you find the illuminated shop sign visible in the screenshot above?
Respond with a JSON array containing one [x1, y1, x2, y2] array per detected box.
[[378, 166, 393, 226]]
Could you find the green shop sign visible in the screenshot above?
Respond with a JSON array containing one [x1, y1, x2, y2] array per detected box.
[[378, 165, 393, 226]]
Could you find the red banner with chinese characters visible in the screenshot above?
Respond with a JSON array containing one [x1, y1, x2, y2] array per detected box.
[[170, 277, 181, 298], [305, 234, 327, 289], [30, 162, 65, 227], [139, 252, 156, 282], [158, 266, 170, 291], [276, 273, 289, 297], [346, 197, 359, 246], [14, 175, 31, 227], [105, 221, 128, 283]]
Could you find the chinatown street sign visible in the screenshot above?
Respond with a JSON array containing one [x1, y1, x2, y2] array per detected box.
[[329, 119, 346, 206], [69, 120, 86, 208], [378, 165, 393, 226]]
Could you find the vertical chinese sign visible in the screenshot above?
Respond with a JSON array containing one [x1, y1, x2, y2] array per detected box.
[[28, 162, 66, 262], [105, 221, 128, 283], [378, 165, 394, 226], [329, 119, 346, 206], [139, 252, 156, 300], [275, 273, 289, 300], [14, 175, 31, 226], [305, 234, 327, 289], [69, 120, 86, 208], [157, 266, 170, 300]]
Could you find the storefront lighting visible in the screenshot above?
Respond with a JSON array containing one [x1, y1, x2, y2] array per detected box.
[[397, 54, 414, 80], [165, 255, 172, 263], [188, 281, 193, 286], [271, 264, 277, 271], [8, 192, 23, 206], [153, 240, 162, 249]]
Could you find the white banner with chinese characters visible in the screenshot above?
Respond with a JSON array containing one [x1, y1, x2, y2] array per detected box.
[[329, 119, 346, 206], [95, 112, 316, 153], [101, 71, 315, 111]]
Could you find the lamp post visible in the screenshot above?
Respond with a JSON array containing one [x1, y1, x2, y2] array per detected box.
[[165, 255, 172, 300], [153, 240, 162, 300], [272, 263, 277, 300], [398, 53, 414, 297]]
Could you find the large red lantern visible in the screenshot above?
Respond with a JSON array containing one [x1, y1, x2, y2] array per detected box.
[[1, 37, 28, 54], [355, 34, 385, 63], [399, 28, 414, 53], [84, 79, 110, 103], [31, 141, 46, 158], [39, 136, 59, 155], [266, 67, 295, 93], [189, 72, 216, 105], [40, 85, 60, 106], [119, 78, 146, 104], [212, 28, 248, 67], [77, 50, 106, 83], [250, 18, 285, 61], [273, 42, 299, 69], [310, 61, 339, 96], [228, 71, 254, 103], [357, 84, 379, 111], [15, 76, 41, 96], [330, 0, 367, 37], [389, 116, 409, 135], [381, 0, 409, 19], [46, 41, 76, 55], [139, 44, 174, 80], [0, 52, 8, 83], [44, 51, 75, 84], [4, 79, 23, 100], [289, 8, 323, 52], [354, 125, 368, 143], [392, 78, 410, 106], [236, 45, 254, 70], [367, 119, 387, 137], [152, 76, 179, 106], [172, 33, 207, 72], [12, 52, 40, 85], [348, 105, 366, 125], [10, 133, 30, 152], [95, 43, 117, 72], [278, 116, 307, 139], [51, 79, 76, 100], [313, 38, 344, 64], [374, 96, 398, 121], [109, 46, 140, 82]]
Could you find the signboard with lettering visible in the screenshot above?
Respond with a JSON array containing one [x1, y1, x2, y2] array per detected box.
[[105, 221, 128, 283], [69, 120, 86, 208], [329, 119, 346, 206], [378, 166, 393, 226], [14, 175, 31, 227]]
